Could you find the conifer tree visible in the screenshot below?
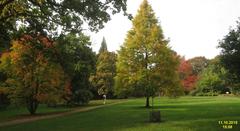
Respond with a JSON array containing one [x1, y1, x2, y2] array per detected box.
[[99, 37, 108, 54], [115, 0, 182, 107]]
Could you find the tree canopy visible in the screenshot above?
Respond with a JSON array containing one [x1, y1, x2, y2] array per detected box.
[[0, 0, 130, 32], [0, 0, 131, 51], [188, 56, 209, 76]]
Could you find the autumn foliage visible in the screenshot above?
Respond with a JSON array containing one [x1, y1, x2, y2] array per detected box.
[[0, 34, 66, 114], [178, 58, 198, 93]]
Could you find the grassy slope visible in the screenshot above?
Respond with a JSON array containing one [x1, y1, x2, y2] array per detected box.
[[1, 96, 240, 131]]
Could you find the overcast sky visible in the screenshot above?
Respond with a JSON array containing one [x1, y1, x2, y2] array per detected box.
[[87, 0, 240, 59]]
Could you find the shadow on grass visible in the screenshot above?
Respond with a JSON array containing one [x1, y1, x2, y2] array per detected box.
[[114, 102, 240, 130], [2, 110, 69, 123], [15, 111, 68, 117], [127, 102, 240, 124]]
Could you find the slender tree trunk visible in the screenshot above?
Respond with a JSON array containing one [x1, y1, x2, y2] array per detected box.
[[27, 98, 39, 115], [146, 96, 150, 108], [26, 69, 39, 115]]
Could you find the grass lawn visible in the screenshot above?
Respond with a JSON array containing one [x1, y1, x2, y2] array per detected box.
[[0, 96, 240, 131], [0, 99, 119, 123]]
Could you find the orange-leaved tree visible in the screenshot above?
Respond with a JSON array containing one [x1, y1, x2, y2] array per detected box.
[[0, 34, 65, 114]]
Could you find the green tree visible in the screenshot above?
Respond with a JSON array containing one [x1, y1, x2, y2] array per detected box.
[[195, 57, 228, 96], [0, 22, 13, 52], [56, 33, 96, 105], [188, 56, 209, 76], [0, 0, 131, 50], [115, 0, 182, 107], [90, 41, 116, 98], [99, 37, 108, 54], [0, 35, 65, 114], [218, 20, 240, 84]]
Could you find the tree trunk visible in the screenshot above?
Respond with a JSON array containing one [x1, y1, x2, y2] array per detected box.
[[26, 98, 39, 115], [145, 96, 150, 107]]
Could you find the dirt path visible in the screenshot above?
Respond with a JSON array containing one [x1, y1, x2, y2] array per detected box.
[[0, 101, 126, 127]]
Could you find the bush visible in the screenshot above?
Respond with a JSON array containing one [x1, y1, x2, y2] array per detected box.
[[231, 84, 240, 96], [196, 92, 219, 96], [195, 92, 204, 96]]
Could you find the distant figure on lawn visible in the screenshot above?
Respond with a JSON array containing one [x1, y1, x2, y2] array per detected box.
[[103, 95, 106, 104]]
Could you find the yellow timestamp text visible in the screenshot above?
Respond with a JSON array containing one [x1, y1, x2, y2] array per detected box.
[[218, 120, 238, 129]]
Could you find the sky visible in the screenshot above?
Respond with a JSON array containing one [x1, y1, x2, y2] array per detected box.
[[87, 0, 240, 59]]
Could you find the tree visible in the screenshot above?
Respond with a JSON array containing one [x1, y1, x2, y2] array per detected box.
[[179, 57, 192, 79], [90, 41, 116, 98], [188, 56, 209, 76], [0, 0, 131, 50], [0, 84, 10, 108], [99, 37, 108, 54], [182, 75, 198, 93], [115, 0, 182, 107], [178, 57, 198, 94], [195, 57, 228, 96], [0, 35, 65, 114], [218, 20, 240, 84], [0, 0, 130, 32], [0, 57, 10, 108], [0, 22, 13, 52], [56, 33, 96, 105]]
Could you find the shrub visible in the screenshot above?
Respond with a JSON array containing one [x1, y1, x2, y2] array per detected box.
[[232, 84, 240, 96], [196, 92, 219, 96]]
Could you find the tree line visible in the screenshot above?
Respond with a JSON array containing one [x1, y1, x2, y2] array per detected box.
[[0, 0, 240, 114], [0, 0, 130, 114]]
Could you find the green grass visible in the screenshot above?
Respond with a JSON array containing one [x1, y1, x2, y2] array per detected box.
[[1, 96, 240, 131], [0, 99, 118, 123], [0, 104, 73, 123]]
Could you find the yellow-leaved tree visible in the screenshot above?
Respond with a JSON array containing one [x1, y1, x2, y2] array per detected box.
[[115, 0, 183, 107]]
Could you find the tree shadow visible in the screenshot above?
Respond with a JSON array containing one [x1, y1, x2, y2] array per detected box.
[[7, 110, 69, 122]]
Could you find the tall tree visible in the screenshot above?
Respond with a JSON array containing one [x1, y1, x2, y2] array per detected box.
[[99, 37, 108, 54], [56, 33, 96, 105], [115, 0, 182, 107], [218, 20, 240, 84], [90, 51, 116, 98]]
